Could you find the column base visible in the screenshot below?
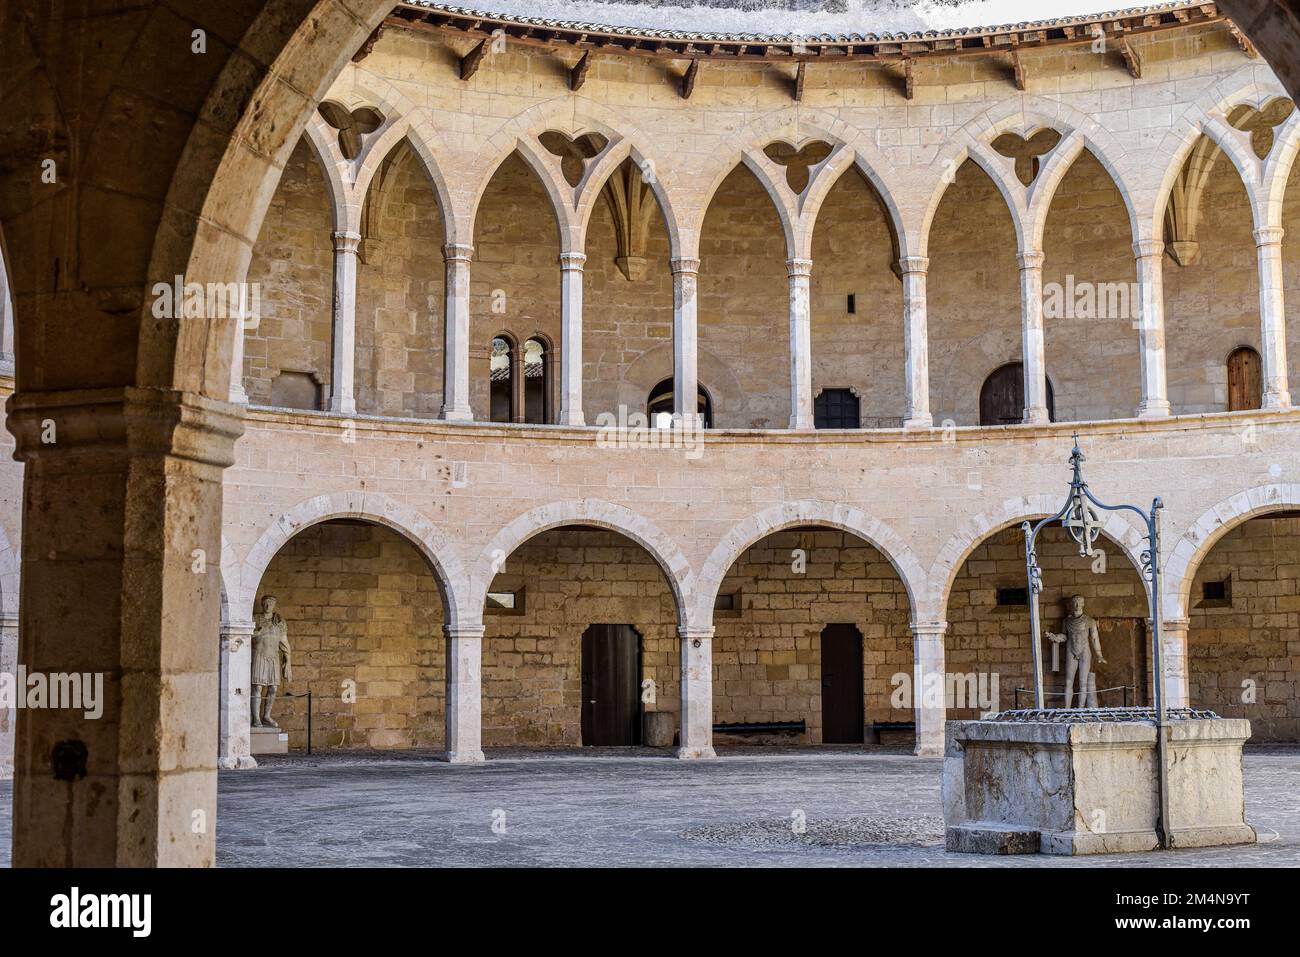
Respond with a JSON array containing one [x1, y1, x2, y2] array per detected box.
[[218, 756, 259, 770], [676, 745, 718, 760], [439, 406, 473, 422], [914, 739, 944, 757], [444, 748, 486, 764], [674, 412, 704, 431], [328, 399, 357, 416], [1263, 391, 1292, 410], [1022, 407, 1049, 425], [903, 414, 933, 430], [1136, 400, 1172, 419], [558, 410, 585, 427], [788, 416, 813, 430], [229, 384, 249, 407]]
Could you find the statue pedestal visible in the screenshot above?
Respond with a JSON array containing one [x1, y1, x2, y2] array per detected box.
[[250, 726, 289, 755], [943, 711, 1257, 855]]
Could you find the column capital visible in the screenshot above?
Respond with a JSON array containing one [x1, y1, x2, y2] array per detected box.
[[1161, 616, 1191, 633], [670, 257, 701, 276], [332, 230, 362, 253], [1016, 250, 1045, 270], [443, 243, 474, 263], [1132, 239, 1164, 259], [1253, 225, 1285, 248], [221, 620, 255, 651], [785, 257, 813, 278], [910, 620, 948, 638], [6, 386, 245, 468], [559, 251, 587, 271], [898, 255, 929, 275]]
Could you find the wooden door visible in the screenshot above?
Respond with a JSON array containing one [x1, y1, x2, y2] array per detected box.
[[1227, 347, 1262, 411], [581, 625, 642, 746], [980, 362, 1055, 425], [821, 624, 864, 744]]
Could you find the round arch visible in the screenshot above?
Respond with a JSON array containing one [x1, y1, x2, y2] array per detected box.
[[1163, 483, 1300, 620], [469, 500, 695, 630], [235, 492, 467, 627], [695, 501, 927, 628], [928, 494, 1152, 624]]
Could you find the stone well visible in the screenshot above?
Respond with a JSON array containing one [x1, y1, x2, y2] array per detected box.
[[943, 710, 1257, 855]]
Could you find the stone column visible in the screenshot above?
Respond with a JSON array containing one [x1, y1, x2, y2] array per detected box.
[[1160, 616, 1190, 710], [0, 613, 16, 780], [1255, 226, 1292, 409], [1133, 239, 1172, 418], [218, 621, 257, 770], [911, 620, 948, 757], [445, 624, 485, 763], [7, 388, 242, 866], [1018, 250, 1050, 424], [328, 230, 361, 416], [228, 315, 249, 405], [558, 252, 586, 427], [0, 264, 15, 375], [671, 257, 703, 429], [787, 258, 814, 430], [900, 256, 933, 429], [678, 627, 717, 759], [440, 243, 474, 422]]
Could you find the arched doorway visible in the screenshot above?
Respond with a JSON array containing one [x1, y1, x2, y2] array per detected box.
[[647, 377, 713, 427], [979, 362, 1056, 425], [1226, 346, 1262, 411]]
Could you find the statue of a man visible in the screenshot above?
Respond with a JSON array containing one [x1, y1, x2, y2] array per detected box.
[[1045, 594, 1106, 708], [250, 594, 292, 728]]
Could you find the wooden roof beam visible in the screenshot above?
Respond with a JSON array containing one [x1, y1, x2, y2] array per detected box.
[[1117, 35, 1142, 79], [459, 38, 489, 80]]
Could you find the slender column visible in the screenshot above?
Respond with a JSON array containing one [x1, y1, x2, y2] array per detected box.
[[911, 620, 948, 757], [329, 230, 361, 415], [218, 621, 257, 770], [786, 258, 814, 429], [440, 243, 474, 422], [228, 312, 248, 405], [1018, 250, 1050, 424], [1255, 226, 1292, 409], [0, 263, 14, 375], [0, 613, 16, 780], [1133, 239, 1172, 418], [7, 388, 242, 866], [445, 624, 485, 763], [671, 257, 703, 429], [678, 627, 717, 759], [558, 252, 586, 426], [900, 256, 933, 429], [1160, 617, 1190, 710]]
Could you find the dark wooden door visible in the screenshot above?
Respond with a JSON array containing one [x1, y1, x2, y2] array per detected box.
[[581, 624, 642, 746], [1227, 347, 1262, 411], [979, 362, 1054, 425], [821, 624, 864, 744]]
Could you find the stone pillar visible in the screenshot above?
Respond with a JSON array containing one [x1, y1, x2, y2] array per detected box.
[[558, 252, 586, 427], [1133, 240, 1172, 418], [328, 230, 361, 415], [911, 620, 948, 757], [0, 262, 14, 375], [445, 625, 485, 763], [7, 388, 242, 866], [900, 256, 933, 429], [440, 243, 474, 422], [218, 621, 257, 770], [1018, 250, 1050, 424], [1160, 616, 1190, 710], [786, 258, 814, 430], [678, 628, 717, 759], [1254, 226, 1291, 409], [0, 613, 16, 780], [671, 257, 703, 429]]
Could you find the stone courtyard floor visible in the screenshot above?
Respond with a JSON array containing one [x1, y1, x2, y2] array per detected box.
[[2, 746, 1297, 867]]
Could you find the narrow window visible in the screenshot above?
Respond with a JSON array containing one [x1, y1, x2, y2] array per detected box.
[[523, 337, 549, 424], [490, 336, 513, 423]]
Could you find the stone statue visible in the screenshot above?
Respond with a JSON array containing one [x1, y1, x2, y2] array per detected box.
[[250, 595, 292, 728], [1045, 594, 1106, 708]]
